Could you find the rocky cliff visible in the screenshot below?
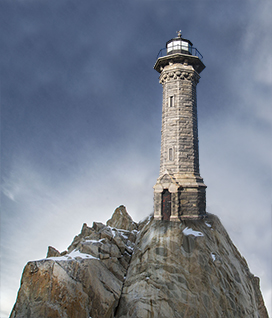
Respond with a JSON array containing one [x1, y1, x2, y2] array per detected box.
[[10, 206, 268, 318]]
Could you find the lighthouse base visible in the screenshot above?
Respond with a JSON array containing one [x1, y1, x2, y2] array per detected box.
[[153, 173, 206, 221]]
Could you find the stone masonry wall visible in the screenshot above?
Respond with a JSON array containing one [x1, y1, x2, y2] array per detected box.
[[159, 64, 200, 177]]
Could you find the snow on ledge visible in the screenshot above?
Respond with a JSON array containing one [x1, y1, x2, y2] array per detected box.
[[39, 249, 99, 262]]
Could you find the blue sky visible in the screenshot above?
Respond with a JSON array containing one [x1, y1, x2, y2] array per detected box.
[[1, 1, 271, 316]]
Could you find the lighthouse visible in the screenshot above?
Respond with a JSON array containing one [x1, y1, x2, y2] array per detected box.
[[153, 31, 206, 221]]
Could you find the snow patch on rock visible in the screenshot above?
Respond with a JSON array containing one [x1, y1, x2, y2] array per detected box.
[[182, 227, 204, 237]]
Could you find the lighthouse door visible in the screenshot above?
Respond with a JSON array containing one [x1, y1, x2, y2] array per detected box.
[[162, 189, 171, 221]]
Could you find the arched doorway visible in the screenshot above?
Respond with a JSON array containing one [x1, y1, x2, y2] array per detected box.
[[161, 189, 171, 221]]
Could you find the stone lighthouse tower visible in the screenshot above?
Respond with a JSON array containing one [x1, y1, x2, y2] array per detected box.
[[153, 31, 206, 221]]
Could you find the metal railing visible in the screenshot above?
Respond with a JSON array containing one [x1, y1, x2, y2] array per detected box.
[[156, 47, 203, 60]]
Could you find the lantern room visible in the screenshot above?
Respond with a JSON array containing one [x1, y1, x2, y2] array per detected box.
[[166, 32, 193, 55], [154, 31, 205, 74]]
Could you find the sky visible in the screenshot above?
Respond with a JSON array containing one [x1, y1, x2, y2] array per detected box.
[[0, 1, 271, 317]]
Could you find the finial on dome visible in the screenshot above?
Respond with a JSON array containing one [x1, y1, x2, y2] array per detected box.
[[177, 30, 182, 38]]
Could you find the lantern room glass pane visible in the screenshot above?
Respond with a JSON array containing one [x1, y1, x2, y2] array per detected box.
[[173, 40, 181, 51], [181, 41, 188, 51], [167, 39, 192, 54], [167, 42, 173, 53]]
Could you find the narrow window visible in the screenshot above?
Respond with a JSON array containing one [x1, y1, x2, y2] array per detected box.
[[162, 189, 171, 221], [169, 148, 173, 161], [169, 96, 174, 107]]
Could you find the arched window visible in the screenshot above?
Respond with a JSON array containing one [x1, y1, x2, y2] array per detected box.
[[169, 148, 173, 161], [169, 95, 174, 107], [161, 189, 171, 221]]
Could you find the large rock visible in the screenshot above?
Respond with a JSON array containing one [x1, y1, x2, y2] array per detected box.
[[10, 208, 268, 318], [10, 214, 137, 318], [106, 205, 138, 232], [10, 259, 117, 318], [115, 213, 268, 318]]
